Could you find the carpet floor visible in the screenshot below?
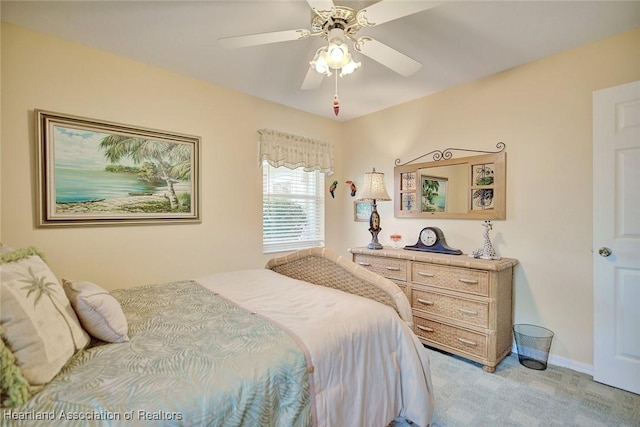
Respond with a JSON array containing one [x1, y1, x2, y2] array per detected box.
[[395, 347, 640, 427]]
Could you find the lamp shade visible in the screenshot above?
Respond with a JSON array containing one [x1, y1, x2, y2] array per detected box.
[[357, 168, 391, 201]]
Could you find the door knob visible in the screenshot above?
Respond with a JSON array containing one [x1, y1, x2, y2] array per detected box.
[[598, 247, 612, 257]]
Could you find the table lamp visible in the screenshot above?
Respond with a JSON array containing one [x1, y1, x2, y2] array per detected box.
[[357, 168, 391, 249]]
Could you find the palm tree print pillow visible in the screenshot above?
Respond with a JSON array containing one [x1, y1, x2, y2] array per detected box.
[[0, 247, 89, 386]]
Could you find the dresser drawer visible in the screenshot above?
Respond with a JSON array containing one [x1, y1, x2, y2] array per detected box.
[[412, 263, 489, 296], [413, 317, 488, 358], [412, 288, 489, 328], [353, 254, 407, 282]]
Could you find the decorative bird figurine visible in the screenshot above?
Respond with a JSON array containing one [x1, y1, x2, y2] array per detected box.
[[329, 180, 338, 198], [346, 180, 357, 197]]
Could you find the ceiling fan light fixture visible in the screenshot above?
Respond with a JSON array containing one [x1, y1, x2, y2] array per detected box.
[[325, 28, 350, 69], [340, 58, 361, 77], [328, 43, 347, 63], [311, 47, 332, 75], [222, 1, 433, 97]]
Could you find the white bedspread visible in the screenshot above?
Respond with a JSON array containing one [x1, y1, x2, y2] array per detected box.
[[196, 269, 435, 427]]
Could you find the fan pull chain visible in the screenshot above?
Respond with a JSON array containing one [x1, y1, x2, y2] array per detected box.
[[333, 72, 340, 116]]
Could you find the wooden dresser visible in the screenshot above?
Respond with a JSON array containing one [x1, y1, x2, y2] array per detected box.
[[349, 247, 518, 372]]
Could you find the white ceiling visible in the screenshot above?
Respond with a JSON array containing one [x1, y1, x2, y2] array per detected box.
[[3, 1, 640, 121]]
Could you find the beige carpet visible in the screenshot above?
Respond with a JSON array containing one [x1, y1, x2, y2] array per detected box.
[[394, 348, 640, 427]]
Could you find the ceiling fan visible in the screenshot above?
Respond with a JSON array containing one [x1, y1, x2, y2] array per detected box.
[[219, 0, 440, 91]]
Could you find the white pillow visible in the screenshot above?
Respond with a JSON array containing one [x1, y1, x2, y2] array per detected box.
[[62, 279, 129, 343], [0, 248, 90, 386]]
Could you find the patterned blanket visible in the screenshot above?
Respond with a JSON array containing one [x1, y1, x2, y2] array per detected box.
[[3, 281, 312, 426]]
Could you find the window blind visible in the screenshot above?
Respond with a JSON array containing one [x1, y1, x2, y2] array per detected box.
[[262, 161, 325, 253]]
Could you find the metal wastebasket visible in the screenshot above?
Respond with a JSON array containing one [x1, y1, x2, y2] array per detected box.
[[513, 324, 554, 370]]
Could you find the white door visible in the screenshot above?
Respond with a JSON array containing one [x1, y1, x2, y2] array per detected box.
[[593, 80, 640, 394]]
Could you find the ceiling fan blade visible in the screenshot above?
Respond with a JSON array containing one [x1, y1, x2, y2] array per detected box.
[[357, 0, 442, 27], [219, 29, 310, 49], [301, 66, 324, 90], [354, 37, 422, 77], [306, 0, 335, 15]]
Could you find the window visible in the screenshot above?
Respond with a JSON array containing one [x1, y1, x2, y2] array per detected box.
[[258, 128, 333, 254], [262, 160, 325, 253]]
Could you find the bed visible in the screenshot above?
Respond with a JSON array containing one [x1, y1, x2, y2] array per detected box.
[[0, 246, 434, 426]]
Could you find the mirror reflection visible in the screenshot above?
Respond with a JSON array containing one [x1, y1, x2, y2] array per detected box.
[[419, 163, 468, 214]]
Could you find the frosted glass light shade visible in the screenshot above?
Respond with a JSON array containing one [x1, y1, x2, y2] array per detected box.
[[340, 58, 361, 76]]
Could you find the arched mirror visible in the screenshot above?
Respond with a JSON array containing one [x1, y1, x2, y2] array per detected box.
[[394, 146, 506, 220]]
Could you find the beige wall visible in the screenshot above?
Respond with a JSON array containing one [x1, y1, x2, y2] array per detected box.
[[3, 21, 640, 369], [0, 22, 3, 243], [0, 23, 344, 287], [341, 28, 640, 369]]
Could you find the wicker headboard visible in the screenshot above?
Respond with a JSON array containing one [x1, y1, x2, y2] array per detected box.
[[265, 248, 413, 327]]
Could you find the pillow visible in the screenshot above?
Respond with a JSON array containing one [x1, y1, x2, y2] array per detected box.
[[0, 247, 90, 386], [0, 326, 32, 408], [62, 279, 129, 343]]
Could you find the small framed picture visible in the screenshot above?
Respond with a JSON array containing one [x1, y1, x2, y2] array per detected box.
[[354, 201, 372, 222], [421, 175, 448, 213]]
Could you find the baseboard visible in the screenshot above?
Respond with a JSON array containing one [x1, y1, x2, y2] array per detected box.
[[510, 345, 594, 376], [546, 353, 594, 376]]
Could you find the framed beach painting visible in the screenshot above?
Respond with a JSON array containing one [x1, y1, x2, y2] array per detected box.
[[36, 110, 201, 227], [421, 175, 448, 213]]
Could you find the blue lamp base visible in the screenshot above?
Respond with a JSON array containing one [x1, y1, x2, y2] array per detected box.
[[367, 200, 383, 250], [367, 233, 383, 250]]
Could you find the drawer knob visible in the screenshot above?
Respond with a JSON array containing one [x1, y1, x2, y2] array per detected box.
[[357, 262, 371, 266], [417, 325, 434, 333], [457, 337, 477, 346], [458, 278, 478, 285], [416, 298, 434, 306], [458, 308, 478, 316]]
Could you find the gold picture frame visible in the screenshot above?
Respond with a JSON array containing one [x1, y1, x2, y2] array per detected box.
[[36, 109, 201, 227]]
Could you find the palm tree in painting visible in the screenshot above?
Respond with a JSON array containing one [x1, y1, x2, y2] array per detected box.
[[99, 136, 191, 210], [422, 179, 440, 212], [20, 267, 81, 351]]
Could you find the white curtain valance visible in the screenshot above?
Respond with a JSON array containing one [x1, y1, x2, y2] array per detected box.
[[258, 128, 334, 175]]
